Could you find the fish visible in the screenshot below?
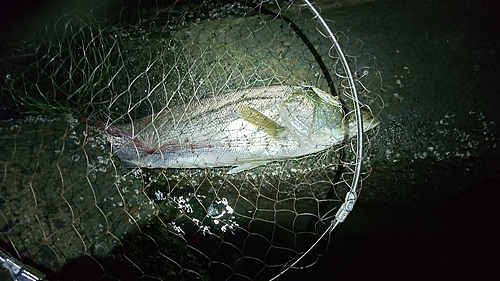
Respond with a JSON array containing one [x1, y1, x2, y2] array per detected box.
[[103, 85, 379, 174]]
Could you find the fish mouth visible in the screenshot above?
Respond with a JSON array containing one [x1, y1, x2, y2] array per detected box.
[[362, 109, 380, 131]]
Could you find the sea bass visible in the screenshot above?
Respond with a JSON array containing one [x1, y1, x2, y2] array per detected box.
[[103, 85, 378, 174]]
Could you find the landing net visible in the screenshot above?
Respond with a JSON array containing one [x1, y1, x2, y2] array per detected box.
[[0, 1, 382, 280]]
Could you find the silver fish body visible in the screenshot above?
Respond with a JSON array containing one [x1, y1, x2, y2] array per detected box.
[[104, 85, 378, 174]]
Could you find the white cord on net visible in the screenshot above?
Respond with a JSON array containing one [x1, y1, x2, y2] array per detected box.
[[270, 0, 365, 279]]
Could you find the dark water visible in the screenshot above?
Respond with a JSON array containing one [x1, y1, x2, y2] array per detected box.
[[293, 0, 500, 280]]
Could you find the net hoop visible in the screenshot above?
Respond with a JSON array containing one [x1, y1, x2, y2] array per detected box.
[[270, 1, 365, 278]]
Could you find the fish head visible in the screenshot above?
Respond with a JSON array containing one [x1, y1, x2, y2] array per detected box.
[[280, 87, 346, 145]]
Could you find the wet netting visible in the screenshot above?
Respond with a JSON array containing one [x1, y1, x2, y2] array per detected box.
[[0, 1, 382, 280]]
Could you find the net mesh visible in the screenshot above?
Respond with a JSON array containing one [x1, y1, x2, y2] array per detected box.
[[1, 1, 382, 280]]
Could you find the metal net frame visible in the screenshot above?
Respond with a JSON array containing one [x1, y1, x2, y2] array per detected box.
[[0, 1, 382, 280]]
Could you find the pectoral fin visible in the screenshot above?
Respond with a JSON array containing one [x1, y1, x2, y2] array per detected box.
[[227, 161, 271, 174], [238, 105, 285, 137]]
